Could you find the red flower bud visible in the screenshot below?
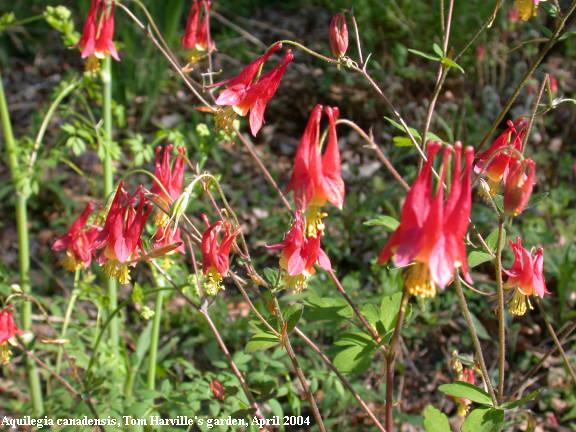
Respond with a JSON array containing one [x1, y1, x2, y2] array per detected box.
[[504, 158, 535, 216], [329, 13, 348, 58], [210, 379, 225, 401]]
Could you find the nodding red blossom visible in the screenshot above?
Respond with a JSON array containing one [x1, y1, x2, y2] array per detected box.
[[78, 0, 119, 70], [504, 158, 535, 216], [151, 145, 186, 252], [181, 0, 214, 53], [503, 237, 548, 316], [475, 118, 528, 196], [455, 368, 476, 416], [286, 105, 344, 237], [0, 307, 20, 365], [267, 211, 331, 293], [211, 43, 294, 136], [96, 183, 152, 284], [201, 216, 240, 295], [329, 13, 348, 58], [379, 141, 474, 298], [52, 202, 100, 272]]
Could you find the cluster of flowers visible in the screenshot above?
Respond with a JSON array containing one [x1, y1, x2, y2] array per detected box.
[[71, 1, 549, 315], [52, 146, 238, 299]]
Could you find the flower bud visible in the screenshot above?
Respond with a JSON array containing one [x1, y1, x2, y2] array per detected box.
[[329, 13, 348, 58], [504, 159, 535, 216]]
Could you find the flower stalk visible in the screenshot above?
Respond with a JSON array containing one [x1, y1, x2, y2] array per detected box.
[[0, 69, 44, 415], [495, 218, 506, 403], [101, 56, 119, 354], [147, 268, 166, 390]]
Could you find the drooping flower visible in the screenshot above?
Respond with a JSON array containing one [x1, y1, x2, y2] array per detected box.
[[503, 237, 548, 316], [52, 202, 101, 272], [286, 105, 344, 236], [378, 141, 474, 297], [329, 13, 348, 58], [455, 368, 476, 416], [503, 158, 535, 216], [267, 211, 332, 293], [515, 0, 547, 21], [96, 183, 152, 284], [211, 43, 293, 136], [201, 216, 240, 295], [475, 118, 528, 196], [182, 0, 214, 58], [0, 307, 20, 365], [77, 0, 120, 71], [150, 145, 187, 254]]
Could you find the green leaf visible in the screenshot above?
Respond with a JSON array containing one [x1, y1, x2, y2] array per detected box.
[[462, 408, 504, 432], [432, 43, 444, 57], [423, 405, 451, 432], [501, 390, 539, 410], [304, 295, 353, 321], [468, 251, 494, 268], [333, 332, 377, 374], [471, 312, 491, 341], [439, 382, 493, 406], [364, 215, 400, 231], [408, 48, 441, 62], [380, 292, 403, 331], [485, 227, 507, 254], [393, 136, 414, 147], [245, 331, 279, 353], [284, 303, 303, 334]]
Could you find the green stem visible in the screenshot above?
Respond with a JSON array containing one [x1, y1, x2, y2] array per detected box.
[[101, 57, 119, 354], [147, 269, 166, 390], [0, 69, 44, 415], [495, 219, 506, 403], [56, 270, 81, 376], [454, 274, 498, 406], [385, 289, 409, 432]]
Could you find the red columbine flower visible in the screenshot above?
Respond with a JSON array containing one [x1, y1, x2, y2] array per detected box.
[[78, 0, 120, 71], [503, 237, 548, 316], [329, 13, 348, 58], [182, 0, 214, 55], [96, 183, 152, 284], [52, 202, 100, 272], [455, 368, 476, 416], [286, 105, 344, 237], [211, 43, 293, 136], [475, 118, 528, 196], [267, 211, 331, 293], [379, 141, 474, 297], [504, 158, 535, 216], [201, 216, 240, 295], [0, 307, 20, 365], [151, 145, 186, 253]]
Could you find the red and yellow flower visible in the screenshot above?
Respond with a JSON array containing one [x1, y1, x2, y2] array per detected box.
[[96, 183, 152, 284], [151, 145, 186, 252], [503, 158, 536, 217], [475, 118, 527, 196], [77, 0, 119, 72], [379, 141, 474, 297], [0, 307, 20, 365], [286, 104, 344, 237], [211, 43, 293, 136], [267, 211, 332, 292], [52, 202, 101, 272], [201, 216, 240, 295], [182, 0, 214, 62], [503, 237, 548, 316]]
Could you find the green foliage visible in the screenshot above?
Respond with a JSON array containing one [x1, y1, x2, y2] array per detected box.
[[462, 408, 505, 432], [423, 405, 451, 432], [438, 382, 493, 406]]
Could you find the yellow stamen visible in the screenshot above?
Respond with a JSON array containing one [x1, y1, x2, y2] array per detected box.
[[61, 251, 81, 273], [205, 267, 224, 296], [508, 288, 533, 316], [0, 343, 12, 365], [405, 263, 436, 298], [215, 107, 237, 132], [305, 206, 328, 238], [84, 55, 101, 74], [103, 261, 131, 285], [283, 272, 311, 294]]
